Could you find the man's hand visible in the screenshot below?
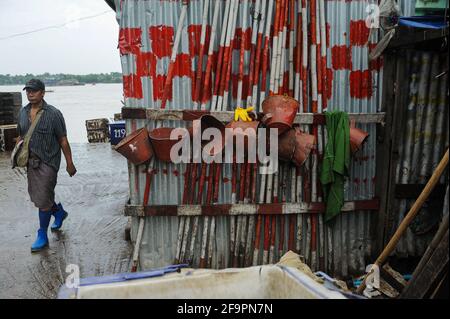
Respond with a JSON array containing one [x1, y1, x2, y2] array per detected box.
[[66, 162, 77, 177]]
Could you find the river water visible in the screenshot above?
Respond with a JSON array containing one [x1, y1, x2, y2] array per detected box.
[[0, 83, 123, 143]]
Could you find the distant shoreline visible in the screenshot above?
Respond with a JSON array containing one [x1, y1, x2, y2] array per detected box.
[[0, 72, 123, 86], [0, 82, 122, 86]]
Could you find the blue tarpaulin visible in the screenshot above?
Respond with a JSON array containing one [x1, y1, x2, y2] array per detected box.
[[399, 16, 448, 29]]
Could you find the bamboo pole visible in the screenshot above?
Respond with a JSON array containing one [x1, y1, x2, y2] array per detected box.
[[288, 0, 296, 97], [275, 0, 288, 94], [160, 0, 189, 109], [319, 0, 327, 110], [269, 0, 282, 96], [200, 0, 221, 110], [246, 0, 263, 108], [251, 0, 274, 265], [259, 0, 275, 105], [269, 168, 280, 263], [218, 0, 239, 111], [251, 0, 271, 109], [356, 149, 449, 295], [237, 0, 250, 107], [175, 162, 191, 264], [301, 0, 308, 112], [200, 163, 216, 268], [254, 162, 267, 265], [294, 0, 302, 102], [245, 163, 258, 266], [211, 0, 232, 111], [193, 0, 210, 110]]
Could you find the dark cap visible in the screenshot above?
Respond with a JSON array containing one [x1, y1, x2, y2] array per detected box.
[[23, 79, 45, 91]]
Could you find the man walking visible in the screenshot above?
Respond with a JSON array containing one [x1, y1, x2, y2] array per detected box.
[[17, 79, 77, 252]]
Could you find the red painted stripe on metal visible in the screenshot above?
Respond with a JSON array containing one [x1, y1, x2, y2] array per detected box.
[[350, 70, 373, 99], [123, 74, 143, 99], [349, 20, 370, 47], [152, 74, 168, 102], [135, 51, 157, 77], [149, 25, 174, 59], [119, 28, 142, 55], [331, 45, 352, 70]]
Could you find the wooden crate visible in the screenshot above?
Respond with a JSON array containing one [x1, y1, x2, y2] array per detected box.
[[0, 124, 18, 152]]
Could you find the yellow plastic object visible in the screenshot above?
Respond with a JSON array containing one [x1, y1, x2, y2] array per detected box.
[[234, 106, 254, 122]]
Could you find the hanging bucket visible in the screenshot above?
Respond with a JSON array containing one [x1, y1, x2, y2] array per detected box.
[[292, 128, 316, 167], [349, 127, 369, 154], [261, 95, 299, 135], [225, 120, 260, 156], [149, 127, 189, 162], [278, 128, 297, 162], [114, 127, 153, 165], [278, 128, 316, 167]]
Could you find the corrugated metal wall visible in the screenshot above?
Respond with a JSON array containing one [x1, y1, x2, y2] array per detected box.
[[391, 50, 449, 257], [112, 0, 419, 278]]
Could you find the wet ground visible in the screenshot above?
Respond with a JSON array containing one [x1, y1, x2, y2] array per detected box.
[[0, 143, 132, 299]]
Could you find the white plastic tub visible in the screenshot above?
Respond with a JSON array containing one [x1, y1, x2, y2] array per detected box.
[[59, 265, 347, 299]]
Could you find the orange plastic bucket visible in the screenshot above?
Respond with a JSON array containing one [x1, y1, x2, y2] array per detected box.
[[278, 128, 297, 162], [114, 127, 153, 165], [261, 95, 299, 135], [149, 127, 189, 162], [278, 127, 316, 167], [349, 127, 369, 154], [292, 128, 316, 167]]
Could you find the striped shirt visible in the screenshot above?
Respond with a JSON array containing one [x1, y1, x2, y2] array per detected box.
[[17, 100, 67, 172]]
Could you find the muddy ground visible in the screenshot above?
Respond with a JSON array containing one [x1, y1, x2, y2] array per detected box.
[[0, 143, 132, 299]]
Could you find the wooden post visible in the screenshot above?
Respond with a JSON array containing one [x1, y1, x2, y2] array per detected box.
[[374, 49, 410, 258]]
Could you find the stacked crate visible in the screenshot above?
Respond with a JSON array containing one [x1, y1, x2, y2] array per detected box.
[[0, 92, 21, 152], [0, 92, 21, 125], [85, 118, 110, 143]]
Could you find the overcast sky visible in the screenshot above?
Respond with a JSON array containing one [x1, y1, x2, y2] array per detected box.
[[0, 0, 121, 75]]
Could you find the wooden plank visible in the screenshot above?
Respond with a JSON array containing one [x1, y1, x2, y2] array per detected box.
[[121, 107, 146, 119], [382, 49, 411, 252], [124, 199, 380, 217], [121, 107, 386, 124], [388, 26, 449, 49], [380, 266, 406, 293], [374, 51, 399, 257], [400, 229, 449, 299], [401, 214, 449, 298]]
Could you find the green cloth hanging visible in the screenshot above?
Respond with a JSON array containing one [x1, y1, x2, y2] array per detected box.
[[320, 111, 350, 223]]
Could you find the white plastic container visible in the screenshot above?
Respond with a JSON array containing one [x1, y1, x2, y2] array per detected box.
[[58, 265, 347, 299]]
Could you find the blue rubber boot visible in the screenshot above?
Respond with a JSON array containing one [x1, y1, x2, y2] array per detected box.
[[51, 203, 68, 231], [31, 210, 51, 252]]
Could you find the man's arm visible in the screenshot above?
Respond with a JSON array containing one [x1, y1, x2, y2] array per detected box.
[[59, 136, 77, 177]]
